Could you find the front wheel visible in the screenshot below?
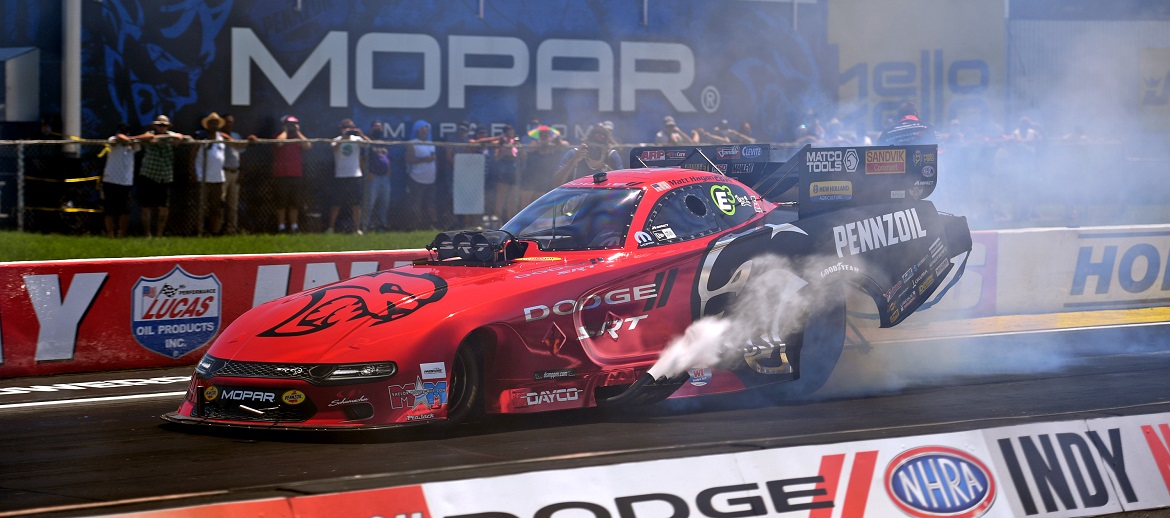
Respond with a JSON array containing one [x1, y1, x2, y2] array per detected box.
[[444, 344, 483, 424]]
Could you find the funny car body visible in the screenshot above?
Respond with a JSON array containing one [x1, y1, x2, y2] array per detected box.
[[164, 143, 971, 430]]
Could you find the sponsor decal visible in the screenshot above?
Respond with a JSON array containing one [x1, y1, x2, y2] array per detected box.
[[716, 145, 741, 159], [328, 394, 370, 407], [650, 181, 671, 191], [832, 208, 928, 258], [282, 389, 307, 405], [805, 149, 844, 172], [884, 279, 905, 302], [903, 265, 919, 284], [900, 293, 917, 312], [935, 261, 950, 277], [866, 148, 907, 174], [523, 268, 678, 320], [259, 270, 447, 337], [524, 388, 582, 406], [513, 256, 561, 262], [387, 377, 447, 410], [634, 231, 654, 245], [888, 301, 901, 322], [844, 148, 859, 172], [203, 385, 219, 401], [914, 180, 935, 187], [810, 180, 853, 202], [640, 150, 666, 161], [922, 165, 936, 178], [689, 366, 712, 386], [929, 237, 945, 259], [742, 145, 763, 159], [916, 273, 936, 295], [914, 149, 922, 165], [891, 190, 906, 199], [577, 314, 647, 340], [405, 413, 437, 421], [534, 369, 575, 380], [221, 388, 277, 403], [820, 261, 860, 278], [910, 185, 924, 199], [729, 163, 755, 174], [132, 266, 222, 358], [420, 362, 447, 380], [711, 184, 736, 215], [666, 150, 687, 160], [885, 446, 996, 518], [651, 226, 677, 240]]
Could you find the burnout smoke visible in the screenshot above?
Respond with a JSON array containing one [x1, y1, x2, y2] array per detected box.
[[648, 254, 831, 380]]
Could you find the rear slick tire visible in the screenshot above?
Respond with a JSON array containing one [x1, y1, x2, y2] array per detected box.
[[770, 283, 847, 399]]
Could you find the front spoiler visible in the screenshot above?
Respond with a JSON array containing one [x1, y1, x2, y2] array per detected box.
[[160, 412, 430, 432]]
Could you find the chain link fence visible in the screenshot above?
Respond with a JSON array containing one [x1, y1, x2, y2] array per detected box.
[[0, 138, 1165, 236]]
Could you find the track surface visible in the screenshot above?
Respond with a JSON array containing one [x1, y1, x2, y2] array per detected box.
[[1, 320, 1169, 517]]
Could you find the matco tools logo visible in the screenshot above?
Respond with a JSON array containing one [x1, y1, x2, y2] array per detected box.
[[132, 266, 221, 358]]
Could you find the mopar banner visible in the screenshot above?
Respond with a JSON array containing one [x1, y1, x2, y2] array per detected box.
[[70, 0, 831, 142]]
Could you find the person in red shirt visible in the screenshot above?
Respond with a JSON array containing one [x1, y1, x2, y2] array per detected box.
[[273, 115, 311, 232]]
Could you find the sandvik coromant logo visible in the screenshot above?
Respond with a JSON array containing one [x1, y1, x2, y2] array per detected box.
[[132, 266, 222, 358]]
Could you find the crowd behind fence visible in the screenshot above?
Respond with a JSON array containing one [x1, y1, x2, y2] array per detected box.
[[0, 137, 1165, 238]]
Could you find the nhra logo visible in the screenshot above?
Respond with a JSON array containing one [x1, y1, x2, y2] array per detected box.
[[885, 446, 996, 518], [640, 150, 666, 161], [132, 266, 221, 358]]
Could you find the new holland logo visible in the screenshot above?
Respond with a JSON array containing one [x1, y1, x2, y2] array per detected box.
[[131, 266, 222, 358]]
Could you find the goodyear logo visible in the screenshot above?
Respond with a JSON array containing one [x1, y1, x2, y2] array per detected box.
[[809, 181, 853, 201], [282, 390, 307, 405], [866, 148, 907, 174]]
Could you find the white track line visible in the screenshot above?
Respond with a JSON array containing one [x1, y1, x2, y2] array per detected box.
[[0, 391, 186, 410]]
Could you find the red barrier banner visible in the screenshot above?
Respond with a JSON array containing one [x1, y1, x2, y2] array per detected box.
[[0, 250, 425, 378]]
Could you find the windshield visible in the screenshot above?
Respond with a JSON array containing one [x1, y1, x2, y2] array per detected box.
[[501, 187, 642, 251]]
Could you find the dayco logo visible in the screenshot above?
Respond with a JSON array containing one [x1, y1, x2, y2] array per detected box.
[[525, 388, 582, 406], [221, 389, 276, 403], [832, 208, 927, 258]]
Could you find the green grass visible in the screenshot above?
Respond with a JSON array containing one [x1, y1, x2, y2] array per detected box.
[[0, 230, 441, 262]]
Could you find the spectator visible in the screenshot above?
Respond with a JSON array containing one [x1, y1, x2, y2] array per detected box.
[[821, 118, 851, 146], [327, 118, 367, 234], [363, 121, 393, 232], [877, 102, 937, 145], [130, 115, 190, 237], [193, 112, 232, 235], [442, 121, 478, 228], [554, 125, 622, 185], [693, 120, 732, 144], [221, 113, 253, 235], [522, 124, 564, 205], [491, 124, 524, 220], [655, 116, 693, 144], [100, 123, 139, 238], [273, 115, 311, 233], [405, 119, 438, 228], [731, 121, 757, 144]]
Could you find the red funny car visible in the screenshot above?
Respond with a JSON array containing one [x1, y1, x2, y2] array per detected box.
[[165, 143, 970, 430]]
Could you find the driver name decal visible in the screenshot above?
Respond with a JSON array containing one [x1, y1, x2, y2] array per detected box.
[[832, 208, 927, 258]]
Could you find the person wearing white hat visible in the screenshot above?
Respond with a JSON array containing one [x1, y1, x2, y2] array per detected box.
[[130, 114, 191, 237], [193, 112, 233, 235]]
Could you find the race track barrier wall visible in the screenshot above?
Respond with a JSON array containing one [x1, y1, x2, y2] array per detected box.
[[1, 223, 1168, 378], [113, 410, 1170, 517], [0, 249, 425, 377]]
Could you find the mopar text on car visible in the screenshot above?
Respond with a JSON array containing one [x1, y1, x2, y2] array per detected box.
[[165, 143, 971, 430]]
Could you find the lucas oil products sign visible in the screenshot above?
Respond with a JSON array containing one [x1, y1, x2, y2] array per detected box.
[[132, 266, 221, 358]]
